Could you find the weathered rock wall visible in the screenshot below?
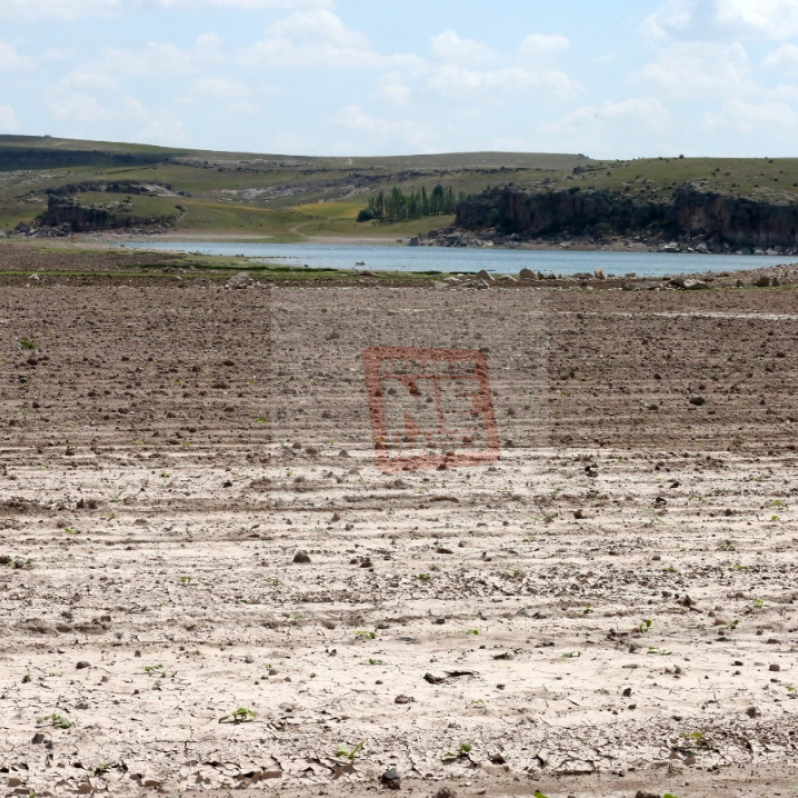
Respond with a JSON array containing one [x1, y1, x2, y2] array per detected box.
[[456, 185, 798, 249]]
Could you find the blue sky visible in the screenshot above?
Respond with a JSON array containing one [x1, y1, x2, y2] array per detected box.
[[1, 0, 798, 157]]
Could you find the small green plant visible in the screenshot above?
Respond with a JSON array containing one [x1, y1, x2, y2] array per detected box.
[[639, 618, 653, 633], [417, 573, 431, 581], [533, 792, 552, 798], [336, 741, 364, 762], [356, 630, 376, 640], [681, 730, 709, 748], [366, 658, 384, 665], [752, 598, 766, 610], [583, 604, 594, 614], [93, 762, 112, 776], [39, 712, 71, 729], [143, 664, 163, 675], [465, 628, 479, 635], [443, 742, 473, 759], [663, 565, 676, 573], [647, 646, 672, 655], [63, 527, 81, 535], [177, 576, 193, 585], [219, 707, 256, 723], [561, 651, 581, 658], [20, 337, 37, 350]]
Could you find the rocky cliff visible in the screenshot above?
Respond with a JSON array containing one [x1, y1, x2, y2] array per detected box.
[[455, 185, 798, 250]]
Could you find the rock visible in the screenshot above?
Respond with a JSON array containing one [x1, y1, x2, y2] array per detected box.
[[433, 789, 457, 798], [736, 278, 745, 287], [475, 269, 493, 281], [766, 248, 779, 256], [76, 660, 90, 670], [683, 279, 709, 290], [660, 242, 680, 253], [769, 664, 781, 672], [433, 281, 449, 291], [394, 694, 414, 704], [226, 271, 254, 289], [696, 242, 710, 253], [292, 550, 311, 564], [31, 732, 47, 744], [746, 706, 761, 718], [475, 279, 490, 290], [408, 236, 422, 246], [754, 275, 773, 287], [380, 768, 401, 789], [594, 268, 606, 280], [519, 267, 537, 280], [689, 396, 706, 406]]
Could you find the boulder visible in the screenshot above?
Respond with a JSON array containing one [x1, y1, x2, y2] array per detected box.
[[660, 242, 680, 253], [594, 268, 606, 280], [519, 268, 536, 280], [475, 269, 493, 281], [408, 236, 422, 247], [227, 271, 254, 289], [754, 275, 773, 287], [683, 279, 709, 290]]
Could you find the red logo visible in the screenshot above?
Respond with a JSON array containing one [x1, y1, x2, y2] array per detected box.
[[363, 346, 500, 474]]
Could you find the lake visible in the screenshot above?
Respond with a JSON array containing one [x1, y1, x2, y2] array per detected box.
[[122, 240, 786, 277]]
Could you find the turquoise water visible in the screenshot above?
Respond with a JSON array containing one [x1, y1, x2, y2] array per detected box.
[[123, 240, 786, 277]]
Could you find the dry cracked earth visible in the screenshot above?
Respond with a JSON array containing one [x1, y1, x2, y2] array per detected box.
[[1, 259, 798, 798]]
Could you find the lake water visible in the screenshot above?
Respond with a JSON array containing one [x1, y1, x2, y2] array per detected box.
[[123, 240, 786, 277]]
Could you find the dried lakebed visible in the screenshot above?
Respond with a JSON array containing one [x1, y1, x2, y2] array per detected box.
[[1, 282, 797, 797]]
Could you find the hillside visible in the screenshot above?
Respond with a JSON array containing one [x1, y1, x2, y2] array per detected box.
[[2, 136, 797, 243], [0, 135, 590, 240]]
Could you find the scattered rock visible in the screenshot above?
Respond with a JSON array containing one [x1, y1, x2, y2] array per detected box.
[[292, 550, 311, 564], [226, 271, 254, 289], [76, 661, 90, 670], [380, 768, 401, 789]]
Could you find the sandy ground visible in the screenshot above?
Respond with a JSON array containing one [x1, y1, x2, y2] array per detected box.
[[1, 268, 798, 797]]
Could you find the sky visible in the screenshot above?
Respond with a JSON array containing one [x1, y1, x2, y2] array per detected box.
[[1, 0, 798, 158]]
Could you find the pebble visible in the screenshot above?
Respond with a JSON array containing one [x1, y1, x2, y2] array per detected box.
[[293, 550, 311, 564], [76, 661, 90, 670]]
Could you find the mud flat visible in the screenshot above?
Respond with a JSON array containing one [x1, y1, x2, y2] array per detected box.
[[1, 253, 798, 797]]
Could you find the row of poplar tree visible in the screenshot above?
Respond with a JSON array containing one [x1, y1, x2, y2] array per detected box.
[[358, 184, 467, 223]]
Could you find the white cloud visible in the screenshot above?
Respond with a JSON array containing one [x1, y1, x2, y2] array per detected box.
[[45, 48, 75, 60], [638, 42, 751, 98], [431, 30, 495, 64], [763, 42, 798, 69], [769, 83, 798, 100], [708, 98, 798, 135], [192, 76, 251, 97], [60, 69, 119, 90], [425, 64, 580, 102], [717, 0, 798, 39], [546, 98, 673, 156], [139, 110, 187, 145], [0, 0, 120, 19], [240, 9, 421, 69], [519, 33, 570, 59], [0, 39, 33, 70], [229, 100, 260, 114], [150, 0, 332, 7], [0, 103, 20, 131], [375, 75, 411, 106], [645, 0, 798, 40], [332, 104, 436, 149], [49, 93, 116, 122]]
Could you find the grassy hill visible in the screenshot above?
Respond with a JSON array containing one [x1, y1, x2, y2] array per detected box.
[[1, 135, 796, 241]]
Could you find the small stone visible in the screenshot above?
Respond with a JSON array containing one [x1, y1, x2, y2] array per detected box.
[[380, 767, 401, 789], [293, 551, 311, 564], [76, 661, 90, 670], [746, 706, 761, 718], [31, 732, 47, 744], [769, 664, 781, 672], [394, 695, 413, 704]]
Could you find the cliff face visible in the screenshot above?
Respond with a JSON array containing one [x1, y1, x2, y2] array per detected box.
[[43, 196, 176, 232], [456, 185, 798, 249]]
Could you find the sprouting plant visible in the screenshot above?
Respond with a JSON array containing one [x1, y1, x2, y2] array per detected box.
[[533, 792, 552, 798], [771, 515, 780, 522], [417, 573, 431, 581], [583, 604, 594, 614], [465, 629, 479, 635], [177, 576, 193, 585], [143, 664, 164, 675], [366, 658, 384, 665], [336, 741, 364, 762], [681, 730, 709, 748], [39, 712, 71, 729], [717, 619, 740, 632], [93, 762, 112, 776], [773, 499, 787, 509], [639, 618, 653, 633], [561, 651, 581, 659], [663, 565, 676, 573], [647, 646, 672, 655], [20, 337, 37, 350], [63, 527, 81, 535], [752, 598, 766, 610], [219, 707, 256, 724], [443, 742, 473, 759], [718, 539, 735, 551], [356, 630, 376, 640]]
